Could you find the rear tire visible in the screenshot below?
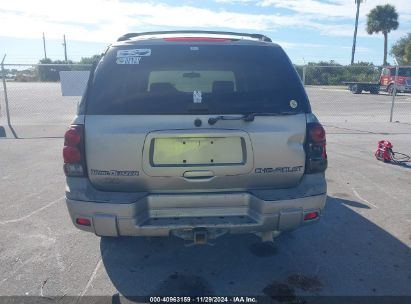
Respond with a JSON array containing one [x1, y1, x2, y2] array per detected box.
[[370, 87, 379, 95], [351, 84, 362, 94]]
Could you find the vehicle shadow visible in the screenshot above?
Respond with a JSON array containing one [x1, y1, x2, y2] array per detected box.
[[100, 196, 411, 300]]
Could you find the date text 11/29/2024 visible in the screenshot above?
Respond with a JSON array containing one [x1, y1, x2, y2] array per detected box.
[[149, 297, 258, 303]]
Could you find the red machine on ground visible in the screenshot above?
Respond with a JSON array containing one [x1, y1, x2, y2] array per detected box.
[[375, 140, 410, 164], [375, 140, 393, 162]]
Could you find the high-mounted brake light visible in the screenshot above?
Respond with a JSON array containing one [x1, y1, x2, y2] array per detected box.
[[163, 37, 231, 42], [305, 122, 327, 174], [63, 125, 86, 177]]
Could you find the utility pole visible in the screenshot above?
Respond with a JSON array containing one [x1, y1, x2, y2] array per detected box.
[[42, 32, 47, 60], [389, 58, 399, 122], [63, 34, 68, 62], [351, 0, 363, 65]]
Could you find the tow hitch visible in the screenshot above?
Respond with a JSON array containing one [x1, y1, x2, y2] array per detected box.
[[172, 228, 227, 246], [184, 228, 213, 247], [193, 228, 208, 245]]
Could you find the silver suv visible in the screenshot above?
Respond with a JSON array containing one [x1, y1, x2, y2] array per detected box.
[[63, 31, 327, 244]]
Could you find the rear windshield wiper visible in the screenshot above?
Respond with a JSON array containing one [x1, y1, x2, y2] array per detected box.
[[208, 111, 298, 125]]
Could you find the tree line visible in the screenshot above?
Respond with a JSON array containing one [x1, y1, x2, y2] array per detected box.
[[390, 33, 411, 65], [295, 61, 380, 86], [3, 55, 101, 82]]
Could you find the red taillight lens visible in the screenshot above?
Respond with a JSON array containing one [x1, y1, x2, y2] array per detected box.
[[76, 218, 91, 226], [397, 78, 405, 84], [305, 122, 327, 174], [163, 37, 230, 42], [304, 211, 319, 221], [64, 128, 81, 146], [63, 146, 81, 163], [63, 125, 86, 177], [309, 124, 326, 143]]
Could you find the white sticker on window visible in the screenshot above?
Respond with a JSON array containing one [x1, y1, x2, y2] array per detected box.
[[116, 49, 151, 64], [117, 49, 151, 57], [289, 99, 298, 109], [193, 91, 202, 103], [116, 57, 142, 64]]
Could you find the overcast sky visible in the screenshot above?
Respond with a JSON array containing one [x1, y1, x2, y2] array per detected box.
[[1, 0, 410, 65]]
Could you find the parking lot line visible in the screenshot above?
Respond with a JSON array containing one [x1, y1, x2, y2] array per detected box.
[[78, 258, 103, 299], [352, 189, 379, 209], [0, 257, 35, 287], [0, 196, 64, 225]]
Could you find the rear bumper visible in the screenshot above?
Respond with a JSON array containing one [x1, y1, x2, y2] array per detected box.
[[66, 193, 326, 237], [65, 174, 327, 238]]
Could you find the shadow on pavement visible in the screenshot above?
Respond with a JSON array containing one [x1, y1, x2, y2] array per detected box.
[[385, 162, 411, 169], [1, 124, 68, 139], [100, 196, 411, 300]]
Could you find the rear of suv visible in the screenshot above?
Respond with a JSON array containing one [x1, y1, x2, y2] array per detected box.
[[64, 31, 327, 244]]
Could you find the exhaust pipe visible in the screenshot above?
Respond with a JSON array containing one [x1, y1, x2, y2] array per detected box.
[[258, 231, 281, 243]]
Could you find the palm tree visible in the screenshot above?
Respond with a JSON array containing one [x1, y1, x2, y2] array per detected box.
[[366, 4, 399, 65], [351, 0, 364, 65]]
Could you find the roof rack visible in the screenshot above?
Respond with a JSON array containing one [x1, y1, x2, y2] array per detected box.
[[117, 30, 272, 42]]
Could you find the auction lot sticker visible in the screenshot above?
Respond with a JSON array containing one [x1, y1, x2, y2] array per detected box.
[[116, 48, 151, 64]]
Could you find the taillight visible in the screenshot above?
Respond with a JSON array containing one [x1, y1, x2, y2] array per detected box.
[[76, 218, 91, 226], [63, 146, 81, 163], [63, 125, 86, 177], [304, 211, 319, 221], [305, 122, 327, 174], [64, 128, 81, 146], [397, 78, 405, 84]]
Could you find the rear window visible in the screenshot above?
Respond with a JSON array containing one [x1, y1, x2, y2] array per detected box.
[[85, 43, 310, 115]]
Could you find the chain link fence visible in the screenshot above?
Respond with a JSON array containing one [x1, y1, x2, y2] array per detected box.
[[0, 63, 91, 138], [1, 63, 410, 138], [298, 64, 411, 124]]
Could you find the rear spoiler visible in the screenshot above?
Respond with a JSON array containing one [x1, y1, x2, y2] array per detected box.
[[117, 30, 272, 42]]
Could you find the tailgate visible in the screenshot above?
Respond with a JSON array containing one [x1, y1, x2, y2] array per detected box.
[[85, 114, 306, 192]]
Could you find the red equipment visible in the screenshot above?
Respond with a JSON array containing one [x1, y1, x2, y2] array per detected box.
[[375, 140, 393, 162], [375, 140, 410, 164]]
